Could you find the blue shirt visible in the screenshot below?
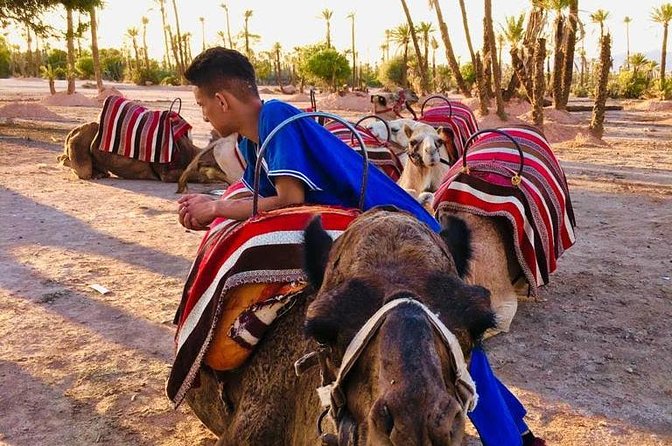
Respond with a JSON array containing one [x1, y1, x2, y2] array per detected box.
[[240, 100, 440, 232]]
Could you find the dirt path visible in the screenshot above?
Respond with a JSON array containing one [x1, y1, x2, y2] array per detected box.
[[0, 81, 670, 445]]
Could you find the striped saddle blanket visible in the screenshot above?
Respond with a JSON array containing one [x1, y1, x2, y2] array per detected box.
[[419, 102, 479, 159], [166, 188, 360, 406], [93, 95, 192, 163], [432, 125, 576, 294], [324, 121, 404, 181]]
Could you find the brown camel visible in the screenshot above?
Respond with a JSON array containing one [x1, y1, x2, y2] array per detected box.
[[58, 122, 230, 186], [185, 208, 496, 445]]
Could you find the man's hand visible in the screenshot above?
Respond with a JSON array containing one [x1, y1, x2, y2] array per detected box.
[[178, 194, 216, 230]]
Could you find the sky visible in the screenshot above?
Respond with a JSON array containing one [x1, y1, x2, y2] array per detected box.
[[4, 0, 671, 66]]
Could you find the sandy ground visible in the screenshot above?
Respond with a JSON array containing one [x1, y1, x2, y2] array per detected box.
[[0, 78, 671, 446]]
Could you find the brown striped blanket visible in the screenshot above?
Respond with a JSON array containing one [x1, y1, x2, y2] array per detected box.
[[432, 126, 576, 294], [418, 102, 479, 158], [166, 188, 360, 406], [92, 95, 192, 163], [324, 121, 404, 181]]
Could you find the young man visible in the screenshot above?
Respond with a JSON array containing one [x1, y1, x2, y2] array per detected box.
[[177, 47, 438, 231], [178, 47, 543, 446]]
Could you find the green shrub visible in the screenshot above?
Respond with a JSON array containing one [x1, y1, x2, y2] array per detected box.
[[305, 48, 351, 91], [607, 70, 649, 99], [378, 56, 405, 89], [460, 62, 476, 89], [160, 74, 180, 86], [0, 37, 10, 78], [46, 49, 67, 70], [75, 56, 94, 79], [54, 66, 67, 80]]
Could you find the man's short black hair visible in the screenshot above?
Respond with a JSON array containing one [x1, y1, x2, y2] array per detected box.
[[185, 47, 259, 99]]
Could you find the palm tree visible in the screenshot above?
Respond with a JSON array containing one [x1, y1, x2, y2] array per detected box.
[[417, 21, 434, 75], [384, 29, 392, 60], [272, 42, 282, 87], [141, 16, 150, 70], [651, 3, 672, 83], [170, 0, 185, 79], [533, 38, 547, 127], [400, 0, 429, 94], [590, 33, 611, 138], [321, 9, 333, 48], [127, 27, 140, 74], [559, 0, 578, 109], [545, 0, 570, 109], [429, 0, 470, 96], [457, 0, 477, 67], [89, 4, 102, 91], [624, 16, 632, 69], [485, 0, 505, 118], [390, 24, 411, 87], [590, 9, 610, 37], [64, 4, 77, 93], [154, 0, 171, 69], [347, 12, 357, 88], [502, 14, 526, 99], [243, 10, 254, 58], [431, 36, 438, 87], [629, 52, 649, 76], [199, 16, 205, 51], [220, 3, 234, 49]]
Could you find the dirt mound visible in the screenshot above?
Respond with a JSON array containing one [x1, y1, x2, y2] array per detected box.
[[520, 108, 580, 125], [627, 99, 672, 112], [556, 130, 610, 148], [259, 87, 275, 94], [95, 87, 124, 103], [284, 93, 310, 103], [316, 93, 371, 112], [0, 102, 66, 121], [41, 92, 98, 107]]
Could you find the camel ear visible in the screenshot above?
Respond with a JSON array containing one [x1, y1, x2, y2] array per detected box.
[[303, 216, 333, 289], [439, 215, 472, 278], [403, 123, 414, 139]]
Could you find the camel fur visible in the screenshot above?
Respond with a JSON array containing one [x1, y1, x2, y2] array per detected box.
[[176, 133, 245, 193]]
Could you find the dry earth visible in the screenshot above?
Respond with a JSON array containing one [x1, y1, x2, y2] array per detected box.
[[0, 78, 671, 445]]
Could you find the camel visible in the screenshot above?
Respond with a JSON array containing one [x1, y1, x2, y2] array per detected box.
[[397, 123, 456, 197], [432, 125, 577, 334], [176, 133, 245, 193], [370, 88, 419, 120], [58, 122, 231, 186], [185, 208, 496, 445]]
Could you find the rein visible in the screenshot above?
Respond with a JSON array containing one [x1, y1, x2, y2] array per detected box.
[[295, 297, 478, 445]]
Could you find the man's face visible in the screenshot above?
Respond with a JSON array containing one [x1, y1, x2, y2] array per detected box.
[[193, 85, 233, 137]]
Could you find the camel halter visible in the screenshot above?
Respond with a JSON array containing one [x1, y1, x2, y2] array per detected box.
[[295, 297, 478, 442]]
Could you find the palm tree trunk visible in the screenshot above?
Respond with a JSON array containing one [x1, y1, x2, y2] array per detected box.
[[661, 24, 668, 83], [533, 38, 546, 128], [171, 0, 185, 81], [402, 45, 408, 88], [552, 15, 565, 109], [485, 0, 505, 118], [66, 7, 76, 94], [158, 0, 172, 69], [482, 18, 493, 98], [590, 34, 611, 138], [511, 47, 533, 101], [559, 0, 578, 108], [24, 24, 34, 77], [458, 0, 477, 67], [89, 6, 103, 92], [476, 53, 489, 115], [225, 7, 233, 49], [351, 16, 356, 87], [143, 24, 150, 70], [430, 0, 470, 97], [399, 0, 429, 93]]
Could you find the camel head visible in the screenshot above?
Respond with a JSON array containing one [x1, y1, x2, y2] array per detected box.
[[404, 122, 447, 168], [437, 125, 459, 166], [367, 118, 417, 149], [302, 209, 495, 446]]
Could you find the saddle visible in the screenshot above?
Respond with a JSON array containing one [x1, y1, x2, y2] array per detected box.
[[92, 95, 191, 164], [166, 182, 361, 406]]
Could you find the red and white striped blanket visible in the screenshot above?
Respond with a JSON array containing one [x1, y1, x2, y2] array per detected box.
[[92, 95, 192, 163], [419, 102, 480, 159], [166, 186, 360, 406], [324, 121, 404, 181], [432, 126, 576, 294]]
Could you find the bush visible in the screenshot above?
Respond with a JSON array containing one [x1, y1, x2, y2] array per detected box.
[[100, 48, 125, 81], [132, 67, 161, 86], [607, 70, 649, 99], [378, 56, 405, 89], [75, 56, 94, 79], [572, 84, 589, 98], [0, 37, 10, 78], [652, 78, 672, 100], [46, 49, 67, 70], [433, 65, 453, 93], [460, 62, 476, 89], [54, 67, 67, 80], [305, 48, 351, 91], [160, 75, 180, 86]]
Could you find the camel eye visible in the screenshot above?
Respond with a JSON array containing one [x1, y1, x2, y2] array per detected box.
[[391, 127, 399, 133], [410, 139, 420, 147]]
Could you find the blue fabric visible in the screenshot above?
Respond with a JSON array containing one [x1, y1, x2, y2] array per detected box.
[[468, 345, 528, 446], [240, 100, 440, 232]]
